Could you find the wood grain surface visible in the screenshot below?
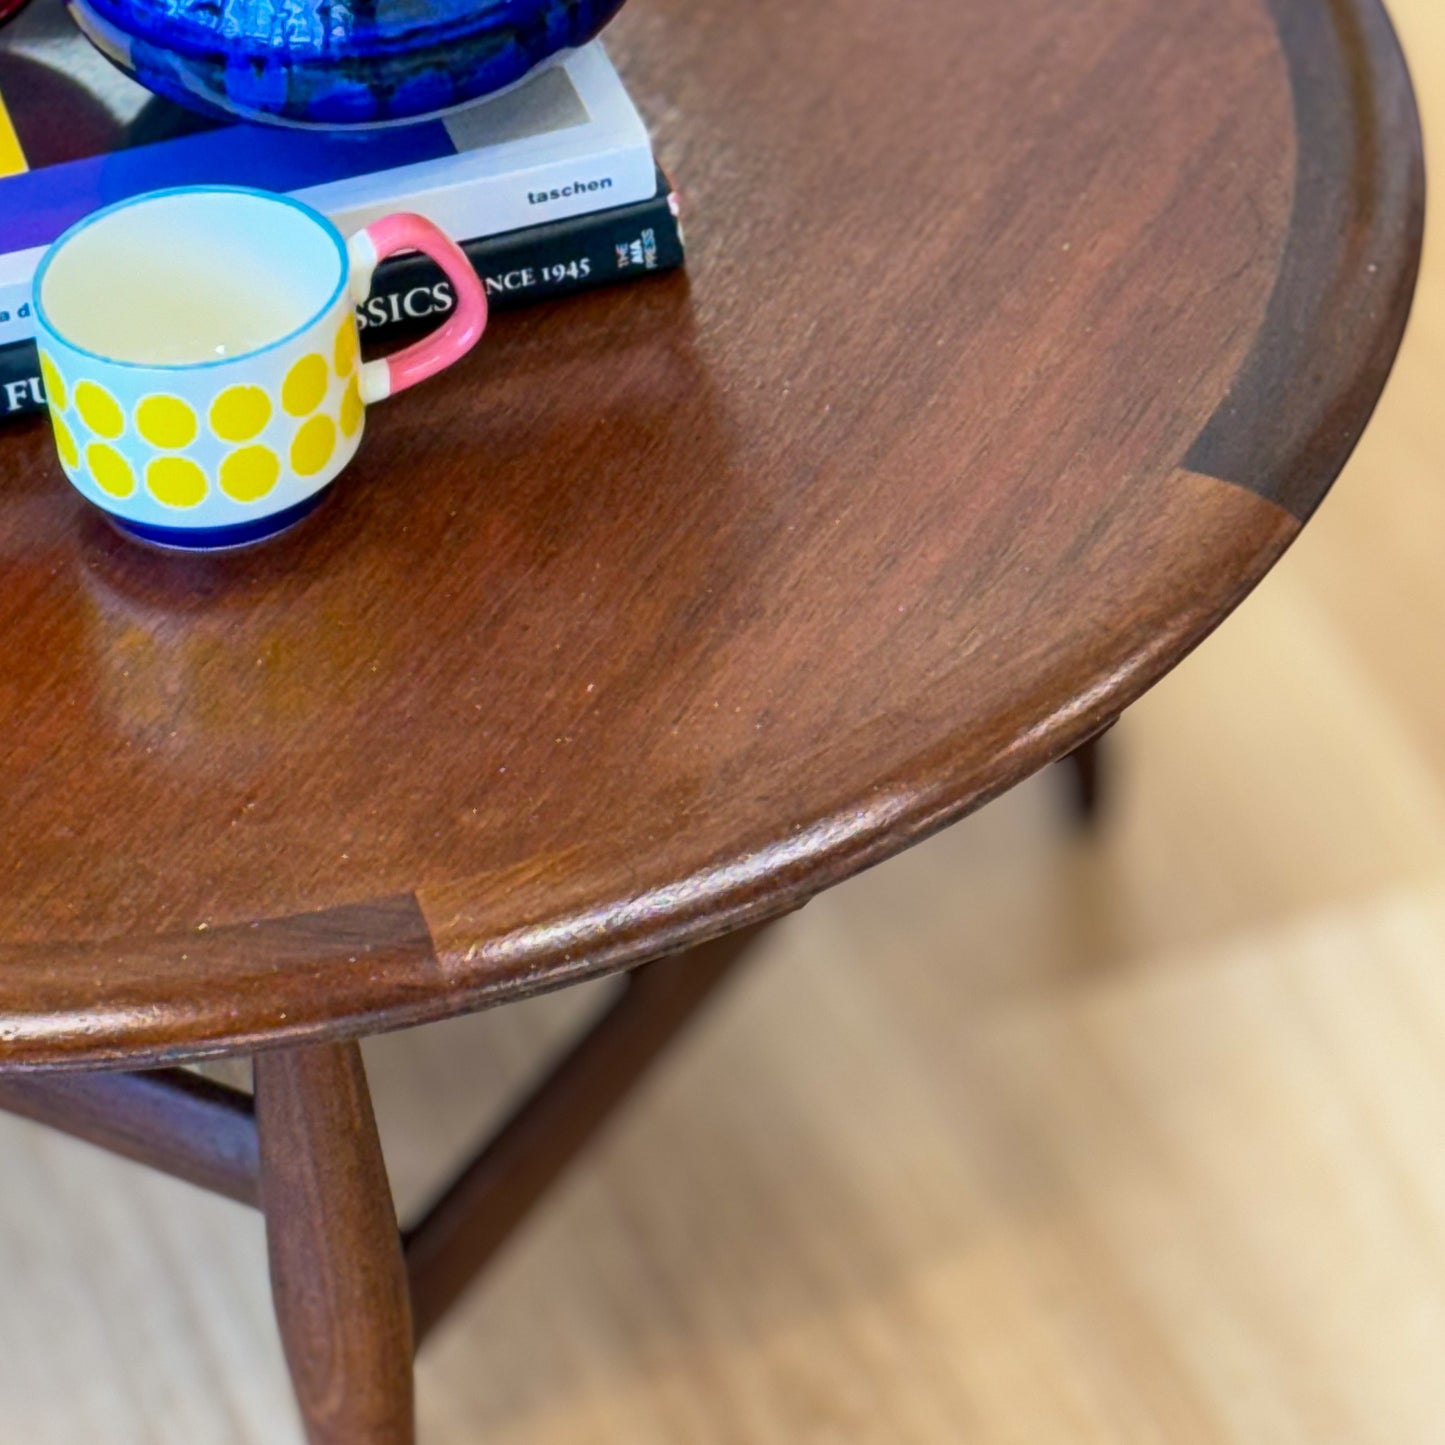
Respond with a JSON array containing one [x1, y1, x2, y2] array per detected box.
[[0, 0, 1422, 1067]]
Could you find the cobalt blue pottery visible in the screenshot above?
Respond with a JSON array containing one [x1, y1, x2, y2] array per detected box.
[[68, 0, 630, 128]]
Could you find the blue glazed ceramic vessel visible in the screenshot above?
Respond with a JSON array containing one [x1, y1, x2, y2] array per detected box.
[[69, 0, 629, 128]]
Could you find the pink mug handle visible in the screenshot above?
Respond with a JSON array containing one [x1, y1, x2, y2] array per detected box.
[[346, 213, 488, 403]]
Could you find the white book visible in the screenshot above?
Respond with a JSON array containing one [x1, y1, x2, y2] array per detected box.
[[294, 46, 655, 239], [0, 2, 655, 349]]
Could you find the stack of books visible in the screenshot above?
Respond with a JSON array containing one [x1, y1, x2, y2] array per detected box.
[[0, 0, 683, 420]]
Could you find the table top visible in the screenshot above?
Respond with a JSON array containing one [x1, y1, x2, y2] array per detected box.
[[0, 0, 1423, 1071]]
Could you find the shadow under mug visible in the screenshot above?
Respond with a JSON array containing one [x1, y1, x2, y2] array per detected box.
[[33, 185, 487, 549]]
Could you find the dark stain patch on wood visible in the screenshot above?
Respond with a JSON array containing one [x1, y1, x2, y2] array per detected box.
[[1185, 0, 1424, 519]]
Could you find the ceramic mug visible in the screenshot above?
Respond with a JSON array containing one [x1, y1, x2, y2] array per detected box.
[[34, 185, 487, 549]]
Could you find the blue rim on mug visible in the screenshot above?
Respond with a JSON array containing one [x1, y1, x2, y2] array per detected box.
[[34, 185, 350, 372], [107, 490, 335, 551]]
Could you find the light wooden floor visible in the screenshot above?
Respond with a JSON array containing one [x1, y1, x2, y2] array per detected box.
[[3, 5, 1442, 1441]]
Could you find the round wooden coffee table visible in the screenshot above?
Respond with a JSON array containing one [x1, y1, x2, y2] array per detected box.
[[0, 0, 1423, 1439]]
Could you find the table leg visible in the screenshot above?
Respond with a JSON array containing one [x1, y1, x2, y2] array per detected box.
[[255, 1040, 414, 1445], [1064, 735, 1103, 821], [1060, 720, 1118, 825], [404, 926, 762, 1339]]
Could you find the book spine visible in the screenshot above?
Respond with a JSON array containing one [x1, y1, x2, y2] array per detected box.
[[358, 184, 683, 339], [308, 139, 659, 245], [0, 257, 40, 350], [0, 358, 42, 418], [1, 189, 683, 421]]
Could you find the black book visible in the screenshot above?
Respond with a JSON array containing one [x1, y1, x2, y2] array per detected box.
[[1, 171, 684, 421]]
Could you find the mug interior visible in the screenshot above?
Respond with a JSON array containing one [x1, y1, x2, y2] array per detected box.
[[38, 189, 345, 367]]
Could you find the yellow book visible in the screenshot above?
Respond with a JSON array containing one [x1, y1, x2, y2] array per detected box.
[[0, 89, 26, 179]]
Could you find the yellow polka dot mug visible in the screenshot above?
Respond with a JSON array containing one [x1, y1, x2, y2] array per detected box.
[[34, 186, 488, 549]]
